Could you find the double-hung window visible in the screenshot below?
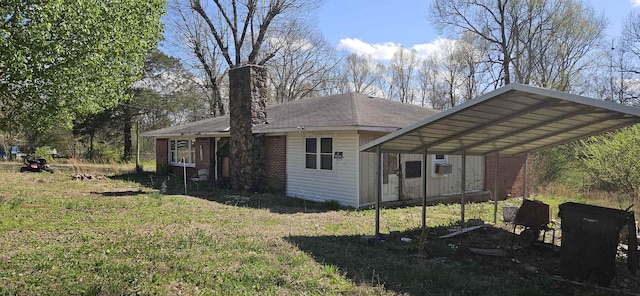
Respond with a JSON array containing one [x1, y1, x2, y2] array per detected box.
[[169, 139, 195, 165], [305, 137, 333, 170]]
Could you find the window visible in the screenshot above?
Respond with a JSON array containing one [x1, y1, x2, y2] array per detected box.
[[169, 139, 195, 165], [305, 137, 333, 170], [405, 161, 422, 178]]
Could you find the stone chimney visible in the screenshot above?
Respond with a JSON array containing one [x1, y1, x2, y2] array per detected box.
[[229, 64, 268, 190]]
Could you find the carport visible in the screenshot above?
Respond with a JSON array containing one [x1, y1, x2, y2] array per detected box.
[[360, 83, 640, 237]]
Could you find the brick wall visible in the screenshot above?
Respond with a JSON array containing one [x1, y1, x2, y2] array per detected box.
[[484, 154, 530, 200], [156, 139, 168, 173], [194, 138, 211, 172], [263, 136, 286, 191]]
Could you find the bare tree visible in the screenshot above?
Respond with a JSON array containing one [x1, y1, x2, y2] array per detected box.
[[189, 0, 319, 67], [620, 11, 640, 105], [266, 24, 338, 103], [529, 0, 605, 91], [417, 56, 441, 108], [456, 33, 485, 101], [388, 47, 418, 103], [418, 55, 449, 110], [430, 0, 605, 90], [437, 40, 466, 107], [430, 0, 518, 85], [186, 0, 321, 190], [167, 1, 228, 116], [337, 53, 383, 96]]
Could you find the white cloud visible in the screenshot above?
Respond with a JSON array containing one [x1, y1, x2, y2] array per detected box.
[[632, 0, 640, 7], [337, 37, 459, 61], [337, 38, 402, 60], [413, 38, 458, 60]]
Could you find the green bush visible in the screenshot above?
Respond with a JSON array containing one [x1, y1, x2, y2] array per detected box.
[[580, 125, 640, 195], [34, 146, 54, 162], [83, 143, 122, 162]]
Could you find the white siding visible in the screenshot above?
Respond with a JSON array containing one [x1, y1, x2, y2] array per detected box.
[[358, 131, 485, 207], [286, 131, 359, 207], [358, 132, 387, 208]]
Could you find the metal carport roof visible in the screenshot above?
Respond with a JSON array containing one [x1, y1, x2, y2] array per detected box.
[[360, 83, 640, 156], [359, 83, 640, 238]]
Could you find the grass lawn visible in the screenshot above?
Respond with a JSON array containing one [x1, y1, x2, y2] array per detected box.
[[0, 161, 635, 295]]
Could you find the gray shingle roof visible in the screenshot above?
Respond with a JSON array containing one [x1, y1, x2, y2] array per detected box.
[[143, 92, 440, 137], [142, 116, 230, 137]]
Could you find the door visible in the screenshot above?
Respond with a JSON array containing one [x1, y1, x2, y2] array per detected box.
[[382, 153, 399, 202]]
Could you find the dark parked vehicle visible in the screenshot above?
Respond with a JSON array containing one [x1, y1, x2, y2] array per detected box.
[[20, 156, 54, 173]]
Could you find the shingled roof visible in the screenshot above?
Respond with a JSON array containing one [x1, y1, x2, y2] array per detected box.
[[143, 93, 439, 137]]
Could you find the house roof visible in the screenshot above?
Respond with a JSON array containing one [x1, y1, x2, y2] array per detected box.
[[142, 116, 230, 138], [360, 83, 640, 156], [143, 92, 440, 137]]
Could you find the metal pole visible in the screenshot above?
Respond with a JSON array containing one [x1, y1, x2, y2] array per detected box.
[[523, 155, 528, 199], [493, 152, 499, 224], [135, 120, 140, 170], [461, 150, 466, 227], [183, 157, 187, 195], [214, 138, 218, 181], [375, 145, 382, 238], [422, 149, 428, 231]]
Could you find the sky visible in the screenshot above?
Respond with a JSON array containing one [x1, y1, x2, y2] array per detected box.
[[316, 0, 640, 61]]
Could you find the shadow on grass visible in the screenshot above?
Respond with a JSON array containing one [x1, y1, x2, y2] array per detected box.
[[286, 226, 561, 296], [90, 190, 148, 197], [109, 171, 345, 214]]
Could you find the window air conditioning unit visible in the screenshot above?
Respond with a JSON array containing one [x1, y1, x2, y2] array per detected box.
[[435, 163, 452, 175]]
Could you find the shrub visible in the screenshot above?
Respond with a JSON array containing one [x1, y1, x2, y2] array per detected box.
[[34, 146, 55, 162], [580, 125, 640, 195], [83, 143, 122, 163]]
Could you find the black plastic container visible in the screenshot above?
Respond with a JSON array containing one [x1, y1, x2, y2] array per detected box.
[[558, 202, 635, 287]]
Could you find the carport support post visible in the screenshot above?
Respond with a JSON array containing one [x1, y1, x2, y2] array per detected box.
[[523, 155, 528, 199], [422, 149, 428, 230], [375, 145, 382, 238], [494, 152, 500, 224], [461, 150, 466, 226]]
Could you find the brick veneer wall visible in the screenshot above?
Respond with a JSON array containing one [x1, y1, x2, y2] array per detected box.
[[156, 139, 168, 173], [484, 154, 530, 200], [263, 136, 286, 191], [194, 138, 211, 172], [156, 138, 212, 179]]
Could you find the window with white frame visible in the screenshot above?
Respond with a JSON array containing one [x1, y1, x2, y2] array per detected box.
[[434, 154, 447, 164], [169, 139, 195, 165], [305, 137, 333, 170]]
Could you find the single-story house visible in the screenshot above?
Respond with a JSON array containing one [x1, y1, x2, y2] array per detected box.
[[143, 92, 526, 208]]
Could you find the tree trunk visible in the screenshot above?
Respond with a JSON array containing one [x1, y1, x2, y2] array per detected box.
[[89, 133, 95, 161], [229, 65, 268, 191], [123, 107, 133, 162]]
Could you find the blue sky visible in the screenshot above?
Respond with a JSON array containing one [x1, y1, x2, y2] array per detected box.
[[317, 0, 640, 60]]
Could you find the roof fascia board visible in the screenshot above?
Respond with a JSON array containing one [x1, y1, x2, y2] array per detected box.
[[256, 126, 397, 133], [515, 84, 640, 116], [142, 132, 230, 138]]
